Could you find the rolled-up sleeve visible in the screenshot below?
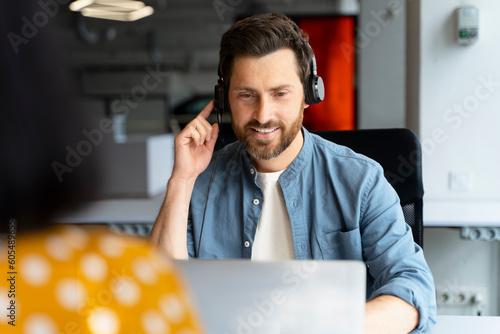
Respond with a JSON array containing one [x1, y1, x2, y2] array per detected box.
[[360, 163, 437, 333]]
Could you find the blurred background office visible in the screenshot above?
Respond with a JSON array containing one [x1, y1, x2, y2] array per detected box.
[[3, 0, 499, 318]]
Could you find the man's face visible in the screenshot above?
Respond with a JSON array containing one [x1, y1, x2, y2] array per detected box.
[[228, 48, 308, 161]]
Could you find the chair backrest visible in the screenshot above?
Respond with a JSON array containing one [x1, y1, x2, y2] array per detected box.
[[312, 129, 424, 248]]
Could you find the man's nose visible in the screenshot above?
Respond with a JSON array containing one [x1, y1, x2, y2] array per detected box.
[[253, 97, 273, 125]]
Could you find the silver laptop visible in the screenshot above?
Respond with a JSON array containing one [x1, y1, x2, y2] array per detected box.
[[176, 260, 366, 334]]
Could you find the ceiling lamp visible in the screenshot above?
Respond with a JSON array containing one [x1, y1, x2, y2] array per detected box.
[[69, 0, 154, 22]]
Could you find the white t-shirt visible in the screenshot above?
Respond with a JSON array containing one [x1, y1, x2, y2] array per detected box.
[[251, 170, 295, 260]]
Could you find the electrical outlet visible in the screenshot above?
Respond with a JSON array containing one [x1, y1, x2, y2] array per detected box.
[[449, 171, 472, 192], [436, 286, 487, 306], [437, 290, 452, 304], [461, 227, 500, 241]]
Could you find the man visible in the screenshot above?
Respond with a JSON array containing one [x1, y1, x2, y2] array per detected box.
[[150, 13, 436, 334]]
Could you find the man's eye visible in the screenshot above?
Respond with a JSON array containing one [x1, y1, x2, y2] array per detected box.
[[240, 93, 252, 98], [276, 92, 287, 97]]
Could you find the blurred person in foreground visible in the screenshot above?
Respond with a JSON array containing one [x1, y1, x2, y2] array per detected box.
[[0, 1, 204, 333]]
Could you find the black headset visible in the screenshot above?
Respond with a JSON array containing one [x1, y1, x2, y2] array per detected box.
[[214, 45, 324, 120], [304, 51, 325, 105]]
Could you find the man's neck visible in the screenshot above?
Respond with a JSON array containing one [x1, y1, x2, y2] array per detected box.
[[251, 129, 304, 173]]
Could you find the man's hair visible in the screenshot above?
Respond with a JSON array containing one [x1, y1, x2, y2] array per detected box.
[[218, 13, 313, 90]]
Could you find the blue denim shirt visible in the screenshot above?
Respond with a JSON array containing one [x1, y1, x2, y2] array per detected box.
[[187, 128, 436, 332]]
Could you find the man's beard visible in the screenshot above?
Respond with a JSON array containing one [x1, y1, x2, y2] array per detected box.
[[232, 109, 304, 161]]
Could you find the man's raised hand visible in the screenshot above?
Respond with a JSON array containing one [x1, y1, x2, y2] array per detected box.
[[171, 100, 219, 183]]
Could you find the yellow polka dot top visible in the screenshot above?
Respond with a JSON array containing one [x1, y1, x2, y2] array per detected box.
[[1, 225, 205, 334]]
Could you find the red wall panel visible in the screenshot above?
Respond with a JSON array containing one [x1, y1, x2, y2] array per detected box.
[[298, 17, 355, 130]]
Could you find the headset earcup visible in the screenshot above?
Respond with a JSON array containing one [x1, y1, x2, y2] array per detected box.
[[312, 75, 325, 104], [304, 74, 325, 105]]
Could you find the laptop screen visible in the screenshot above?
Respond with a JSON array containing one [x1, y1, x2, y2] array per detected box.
[[176, 260, 366, 334]]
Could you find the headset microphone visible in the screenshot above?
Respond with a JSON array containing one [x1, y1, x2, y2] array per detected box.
[[214, 75, 225, 124]]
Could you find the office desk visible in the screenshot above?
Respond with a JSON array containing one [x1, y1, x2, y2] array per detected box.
[[424, 199, 500, 227], [55, 196, 163, 224], [429, 315, 500, 334], [60, 198, 500, 226]]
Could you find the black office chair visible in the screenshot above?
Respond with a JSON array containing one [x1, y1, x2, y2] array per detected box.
[[312, 129, 424, 248]]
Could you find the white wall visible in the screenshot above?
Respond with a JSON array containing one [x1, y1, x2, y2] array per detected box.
[[417, 0, 500, 200], [407, 0, 500, 316], [358, 0, 406, 129]]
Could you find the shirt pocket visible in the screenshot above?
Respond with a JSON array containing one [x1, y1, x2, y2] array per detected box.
[[317, 227, 362, 260]]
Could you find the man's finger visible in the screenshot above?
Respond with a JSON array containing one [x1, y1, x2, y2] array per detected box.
[[206, 123, 219, 150], [187, 125, 201, 146], [194, 122, 208, 145], [198, 100, 215, 120]]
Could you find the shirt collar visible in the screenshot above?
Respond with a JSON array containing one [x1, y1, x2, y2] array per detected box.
[[279, 126, 312, 183]]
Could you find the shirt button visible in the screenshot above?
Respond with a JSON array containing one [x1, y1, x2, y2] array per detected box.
[[244, 241, 250, 248], [250, 168, 255, 175], [253, 199, 260, 205]]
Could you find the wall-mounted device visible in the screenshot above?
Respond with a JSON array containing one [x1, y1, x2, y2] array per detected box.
[[456, 7, 479, 45]]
